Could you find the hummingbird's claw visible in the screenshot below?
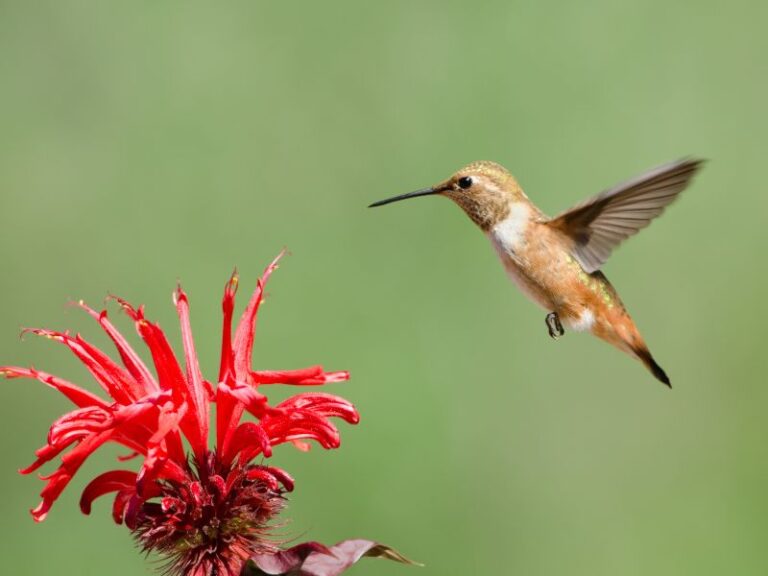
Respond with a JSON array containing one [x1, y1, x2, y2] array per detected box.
[[546, 312, 565, 340]]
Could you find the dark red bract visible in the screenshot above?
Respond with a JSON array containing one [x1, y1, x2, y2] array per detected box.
[[1, 254, 360, 575]]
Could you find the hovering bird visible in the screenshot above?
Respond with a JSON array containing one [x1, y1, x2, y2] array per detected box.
[[369, 159, 704, 386]]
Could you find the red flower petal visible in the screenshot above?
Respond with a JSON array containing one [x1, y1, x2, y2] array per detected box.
[[20, 439, 82, 476], [219, 379, 270, 419], [30, 392, 186, 520], [261, 466, 294, 492], [174, 286, 209, 459], [47, 406, 112, 446], [111, 486, 137, 524], [232, 253, 283, 387], [31, 431, 113, 522], [112, 297, 205, 461], [80, 470, 137, 514], [221, 421, 272, 466], [244, 468, 280, 491], [276, 393, 360, 424], [116, 450, 140, 462], [21, 329, 140, 404], [218, 270, 239, 382], [135, 400, 189, 491], [0, 366, 107, 408], [252, 367, 349, 386], [217, 255, 282, 450], [260, 411, 341, 450], [20, 399, 155, 476], [216, 378, 270, 460], [76, 302, 160, 394]]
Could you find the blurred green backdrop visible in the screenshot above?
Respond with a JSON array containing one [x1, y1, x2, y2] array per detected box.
[[1, 1, 767, 574]]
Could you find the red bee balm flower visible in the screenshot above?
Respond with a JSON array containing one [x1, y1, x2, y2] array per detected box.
[[2, 254, 414, 576]]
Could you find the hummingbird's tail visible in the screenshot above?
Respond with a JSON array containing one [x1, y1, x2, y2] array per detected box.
[[633, 346, 671, 388], [600, 311, 671, 387]]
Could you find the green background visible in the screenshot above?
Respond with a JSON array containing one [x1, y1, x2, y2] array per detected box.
[[1, 1, 766, 574]]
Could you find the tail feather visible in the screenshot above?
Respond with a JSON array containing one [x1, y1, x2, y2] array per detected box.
[[635, 347, 671, 387]]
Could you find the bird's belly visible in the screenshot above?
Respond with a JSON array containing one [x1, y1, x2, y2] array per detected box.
[[488, 227, 601, 326], [497, 252, 600, 332], [489, 239, 555, 311]]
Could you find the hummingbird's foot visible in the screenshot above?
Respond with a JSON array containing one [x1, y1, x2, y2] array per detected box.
[[546, 312, 565, 340]]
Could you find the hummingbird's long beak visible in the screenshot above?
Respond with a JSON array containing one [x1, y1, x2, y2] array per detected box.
[[368, 187, 439, 208]]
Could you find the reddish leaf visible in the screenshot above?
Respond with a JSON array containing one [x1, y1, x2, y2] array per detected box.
[[248, 539, 419, 575]]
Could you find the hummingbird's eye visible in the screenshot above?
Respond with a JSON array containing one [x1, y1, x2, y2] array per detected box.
[[457, 176, 473, 190]]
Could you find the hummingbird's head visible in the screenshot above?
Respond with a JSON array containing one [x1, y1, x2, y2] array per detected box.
[[369, 160, 524, 230]]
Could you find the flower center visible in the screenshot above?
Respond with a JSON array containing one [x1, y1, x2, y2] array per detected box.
[[131, 455, 286, 576]]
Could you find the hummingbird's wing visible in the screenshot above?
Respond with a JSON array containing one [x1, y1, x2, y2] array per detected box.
[[546, 158, 704, 273]]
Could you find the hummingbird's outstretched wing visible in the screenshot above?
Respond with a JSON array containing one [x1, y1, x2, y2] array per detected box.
[[546, 158, 704, 273]]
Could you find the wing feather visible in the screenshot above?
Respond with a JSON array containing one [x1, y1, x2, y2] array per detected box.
[[546, 159, 704, 272]]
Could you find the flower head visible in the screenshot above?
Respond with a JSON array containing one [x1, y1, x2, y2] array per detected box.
[[1, 254, 385, 576]]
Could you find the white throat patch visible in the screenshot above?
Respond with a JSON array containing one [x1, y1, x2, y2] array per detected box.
[[491, 203, 531, 254]]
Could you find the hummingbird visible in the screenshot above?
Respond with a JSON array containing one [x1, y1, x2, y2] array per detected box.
[[369, 159, 704, 387]]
